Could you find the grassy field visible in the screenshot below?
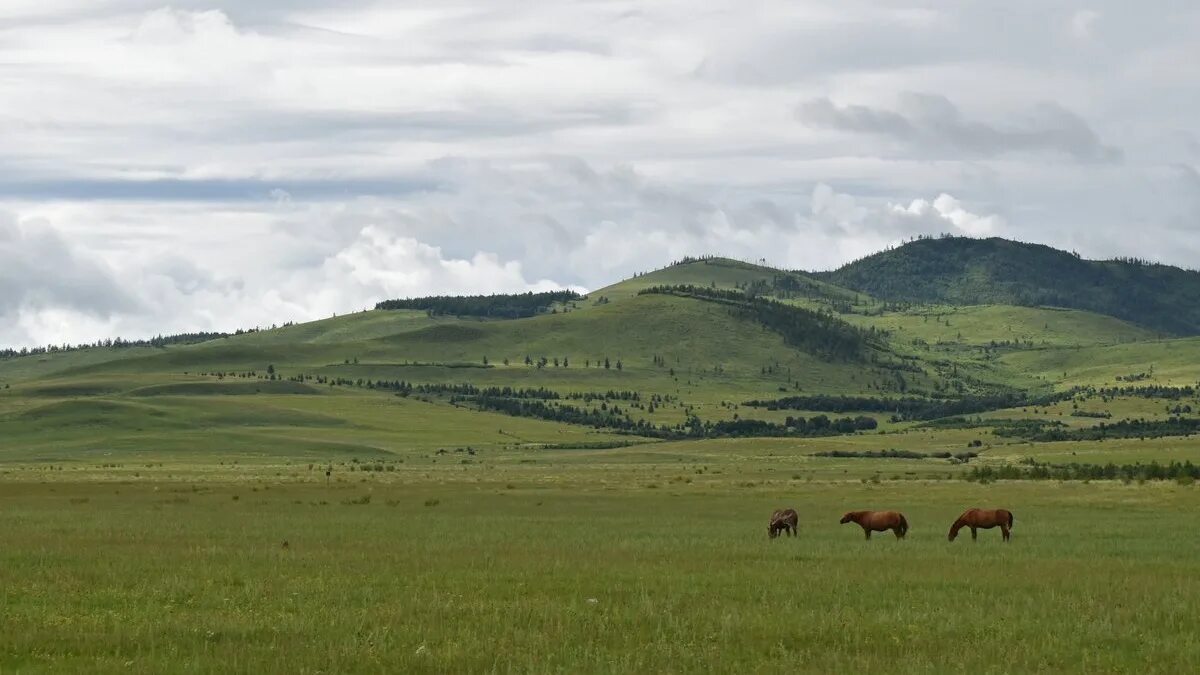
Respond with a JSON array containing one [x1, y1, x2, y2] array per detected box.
[[2, 466, 1198, 674]]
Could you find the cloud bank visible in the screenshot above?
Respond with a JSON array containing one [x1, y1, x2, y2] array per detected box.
[[1, 2, 1198, 346]]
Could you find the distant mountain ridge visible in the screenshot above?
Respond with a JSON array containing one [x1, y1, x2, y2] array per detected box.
[[813, 237, 1200, 336]]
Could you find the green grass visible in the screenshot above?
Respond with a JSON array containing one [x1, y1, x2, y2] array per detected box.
[[1001, 338, 1200, 389], [839, 304, 1153, 348], [1, 472, 1198, 673]]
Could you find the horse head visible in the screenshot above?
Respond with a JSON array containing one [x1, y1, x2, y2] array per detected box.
[[948, 517, 966, 541], [839, 512, 855, 524]]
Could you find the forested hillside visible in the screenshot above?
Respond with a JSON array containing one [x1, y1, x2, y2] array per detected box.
[[815, 237, 1200, 335]]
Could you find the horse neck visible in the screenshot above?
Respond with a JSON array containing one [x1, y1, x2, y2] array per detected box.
[[949, 517, 965, 535]]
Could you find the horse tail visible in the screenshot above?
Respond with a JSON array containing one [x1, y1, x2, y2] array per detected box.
[[1007, 510, 1014, 528], [898, 514, 909, 536]]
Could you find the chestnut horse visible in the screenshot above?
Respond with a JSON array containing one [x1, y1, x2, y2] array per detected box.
[[840, 511, 908, 540], [768, 508, 799, 539], [948, 508, 1014, 542]]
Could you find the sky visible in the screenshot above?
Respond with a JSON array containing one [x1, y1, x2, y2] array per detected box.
[[2, 1, 1199, 347]]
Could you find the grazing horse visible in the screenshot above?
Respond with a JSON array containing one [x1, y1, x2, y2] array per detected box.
[[948, 508, 1014, 542], [768, 509, 799, 539], [840, 511, 908, 540]]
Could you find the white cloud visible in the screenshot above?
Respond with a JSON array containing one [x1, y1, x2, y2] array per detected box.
[[325, 225, 567, 300], [811, 183, 868, 227], [1, 2, 1199, 345], [891, 194, 1005, 236]]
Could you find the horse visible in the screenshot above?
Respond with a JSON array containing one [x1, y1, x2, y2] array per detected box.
[[840, 511, 908, 540], [948, 508, 1014, 542], [768, 508, 799, 539]]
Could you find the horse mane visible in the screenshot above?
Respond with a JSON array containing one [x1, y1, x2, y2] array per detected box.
[[948, 516, 966, 534], [948, 510, 974, 536]]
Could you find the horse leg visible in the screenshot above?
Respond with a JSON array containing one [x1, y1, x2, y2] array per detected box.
[[971, 527, 977, 541], [1001, 524, 1010, 542], [864, 528, 872, 540]]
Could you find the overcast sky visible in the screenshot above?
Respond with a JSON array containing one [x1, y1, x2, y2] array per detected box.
[[2, 1, 1198, 347]]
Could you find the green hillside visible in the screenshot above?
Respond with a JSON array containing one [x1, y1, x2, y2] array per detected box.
[[815, 236, 1200, 335], [4, 248, 1200, 464]]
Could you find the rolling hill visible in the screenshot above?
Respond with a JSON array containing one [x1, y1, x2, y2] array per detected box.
[[814, 236, 1200, 335], [4, 240, 1200, 464]]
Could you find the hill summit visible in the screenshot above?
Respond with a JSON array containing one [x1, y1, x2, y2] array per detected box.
[[814, 236, 1200, 335]]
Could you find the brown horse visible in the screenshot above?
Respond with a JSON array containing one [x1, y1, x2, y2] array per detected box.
[[948, 508, 1014, 542], [768, 508, 799, 539], [840, 511, 908, 540]]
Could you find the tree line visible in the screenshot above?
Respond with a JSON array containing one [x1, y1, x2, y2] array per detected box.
[[375, 291, 582, 318], [996, 416, 1200, 442], [467, 394, 877, 440], [743, 389, 1081, 422], [742, 393, 1033, 421], [815, 448, 979, 461], [1, 331, 244, 360], [965, 459, 1200, 482]]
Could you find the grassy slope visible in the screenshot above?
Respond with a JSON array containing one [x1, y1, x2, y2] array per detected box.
[[839, 304, 1153, 348], [1000, 338, 1200, 389], [0, 266, 917, 462], [1, 256, 1198, 466]]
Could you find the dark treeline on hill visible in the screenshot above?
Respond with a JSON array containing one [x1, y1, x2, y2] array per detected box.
[[375, 291, 582, 318], [966, 459, 1200, 483], [638, 285, 875, 360], [743, 390, 1081, 421], [815, 448, 979, 461], [742, 393, 1030, 421], [815, 235, 1200, 335], [1087, 385, 1197, 400], [997, 416, 1200, 442], [468, 394, 877, 440], [268, 372, 655, 407], [0, 331, 245, 360]]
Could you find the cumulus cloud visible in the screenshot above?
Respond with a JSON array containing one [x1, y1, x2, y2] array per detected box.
[[0, 209, 566, 347], [798, 93, 1122, 163], [324, 226, 568, 299], [891, 195, 1005, 237], [0, 214, 137, 328]]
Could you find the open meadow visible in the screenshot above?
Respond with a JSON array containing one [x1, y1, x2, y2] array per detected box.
[[3, 445, 1200, 674]]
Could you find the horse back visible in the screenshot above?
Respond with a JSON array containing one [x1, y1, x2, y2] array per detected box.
[[771, 508, 798, 526], [863, 510, 903, 529], [965, 508, 1011, 527]]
